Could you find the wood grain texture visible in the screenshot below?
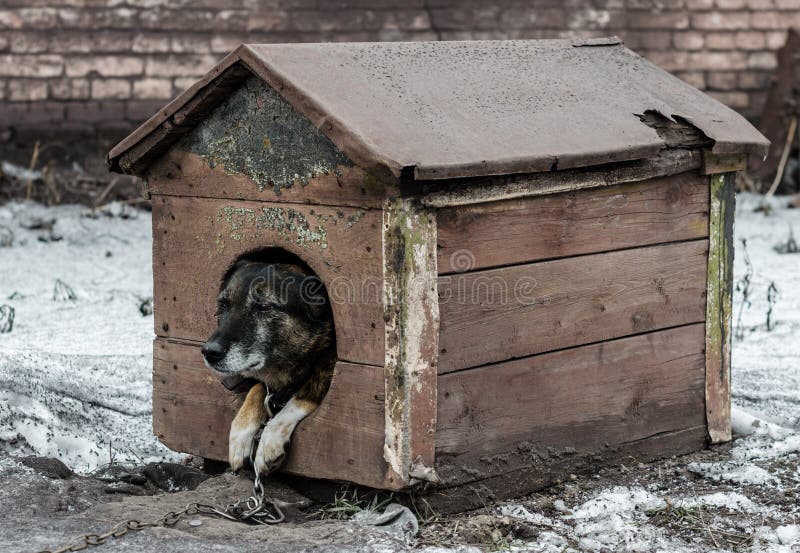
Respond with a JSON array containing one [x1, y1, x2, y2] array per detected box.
[[437, 173, 709, 274], [702, 152, 747, 176], [705, 173, 736, 443], [382, 199, 440, 485], [436, 324, 706, 465], [146, 148, 397, 209], [420, 149, 702, 208], [153, 338, 392, 489], [151, 195, 384, 366], [438, 240, 709, 373], [423, 425, 706, 514]]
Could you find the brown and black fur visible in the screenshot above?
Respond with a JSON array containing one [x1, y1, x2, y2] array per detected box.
[[202, 255, 336, 473]]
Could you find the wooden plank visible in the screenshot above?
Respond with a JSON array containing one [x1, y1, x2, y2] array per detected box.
[[423, 425, 706, 514], [419, 149, 702, 208], [437, 173, 709, 274], [152, 338, 392, 489], [382, 199, 440, 486], [147, 147, 397, 209], [151, 195, 385, 367], [705, 173, 735, 443], [438, 240, 708, 373], [702, 152, 747, 176], [436, 324, 706, 465]]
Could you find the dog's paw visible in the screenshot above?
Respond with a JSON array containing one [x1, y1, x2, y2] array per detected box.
[[253, 426, 289, 476], [228, 419, 261, 472]]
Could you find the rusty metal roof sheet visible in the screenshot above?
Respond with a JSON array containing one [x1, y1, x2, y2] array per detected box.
[[109, 39, 769, 181]]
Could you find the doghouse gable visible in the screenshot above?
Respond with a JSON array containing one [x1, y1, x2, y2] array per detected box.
[[108, 39, 768, 500]]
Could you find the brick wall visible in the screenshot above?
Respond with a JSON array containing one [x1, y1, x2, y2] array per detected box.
[[0, 0, 794, 146]]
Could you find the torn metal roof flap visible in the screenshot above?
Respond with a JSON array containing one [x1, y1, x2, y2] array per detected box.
[[108, 39, 769, 182]]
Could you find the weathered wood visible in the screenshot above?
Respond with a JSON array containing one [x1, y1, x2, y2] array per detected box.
[[702, 152, 747, 176], [382, 199, 440, 486], [437, 173, 709, 274], [151, 195, 385, 366], [419, 149, 702, 208], [145, 75, 402, 209], [438, 240, 708, 373], [637, 110, 713, 149], [147, 148, 397, 209], [153, 338, 392, 489], [423, 425, 707, 514], [705, 173, 735, 443], [117, 64, 251, 175], [436, 324, 705, 465]]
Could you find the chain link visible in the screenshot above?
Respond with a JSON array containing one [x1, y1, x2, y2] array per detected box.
[[37, 477, 287, 553]]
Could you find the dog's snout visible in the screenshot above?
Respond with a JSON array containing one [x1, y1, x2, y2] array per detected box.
[[201, 341, 227, 365]]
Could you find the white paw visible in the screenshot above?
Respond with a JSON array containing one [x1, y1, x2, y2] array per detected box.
[[228, 421, 260, 472], [253, 426, 288, 476]]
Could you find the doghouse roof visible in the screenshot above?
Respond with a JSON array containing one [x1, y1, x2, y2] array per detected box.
[[108, 38, 768, 182]]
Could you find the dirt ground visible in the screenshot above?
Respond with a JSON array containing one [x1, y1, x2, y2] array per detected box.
[[2, 438, 798, 553]]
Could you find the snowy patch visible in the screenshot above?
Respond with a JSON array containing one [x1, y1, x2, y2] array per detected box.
[[678, 491, 761, 513], [562, 487, 675, 552], [498, 504, 565, 529], [0, 202, 178, 471], [688, 461, 777, 485], [775, 525, 800, 545]]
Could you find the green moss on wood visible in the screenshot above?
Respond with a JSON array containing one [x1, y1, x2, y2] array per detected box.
[[706, 172, 735, 443], [217, 204, 329, 249], [182, 76, 352, 194]]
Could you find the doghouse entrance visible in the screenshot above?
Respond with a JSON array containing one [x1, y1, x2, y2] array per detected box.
[[151, 194, 389, 488]]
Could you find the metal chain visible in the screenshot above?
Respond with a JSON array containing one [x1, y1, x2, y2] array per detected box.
[[40, 418, 286, 552], [37, 476, 286, 553]]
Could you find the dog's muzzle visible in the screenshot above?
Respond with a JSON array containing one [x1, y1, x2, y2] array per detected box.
[[201, 340, 226, 365]]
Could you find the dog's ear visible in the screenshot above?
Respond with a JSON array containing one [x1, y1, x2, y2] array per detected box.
[[299, 275, 330, 322]]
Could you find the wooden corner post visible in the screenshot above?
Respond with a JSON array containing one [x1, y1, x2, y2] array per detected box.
[[705, 171, 736, 443], [382, 198, 440, 489]]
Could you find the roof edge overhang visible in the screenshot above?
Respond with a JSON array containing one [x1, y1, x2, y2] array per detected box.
[[107, 45, 403, 183], [108, 42, 770, 183]]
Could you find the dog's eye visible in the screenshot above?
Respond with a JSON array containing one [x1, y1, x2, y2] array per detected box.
[[255, 301, 278, 312], [215, 299, 229, 316]]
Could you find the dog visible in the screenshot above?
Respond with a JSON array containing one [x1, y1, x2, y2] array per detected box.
[[201, 257, 335, 475]]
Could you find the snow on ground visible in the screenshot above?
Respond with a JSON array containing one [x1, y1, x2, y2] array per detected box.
[[0, 193, 799, 552], [0, 201, 177, 471]]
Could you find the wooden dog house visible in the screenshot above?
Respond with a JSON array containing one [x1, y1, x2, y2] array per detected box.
[[108, 39, 768, 509]]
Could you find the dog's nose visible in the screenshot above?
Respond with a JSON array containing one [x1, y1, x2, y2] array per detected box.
[[201, 341, 226, 365]]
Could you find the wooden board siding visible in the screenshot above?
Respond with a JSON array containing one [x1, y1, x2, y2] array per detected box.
[[437, 173, 709, 274], [153, 339, 390, 489], [151, 195, 385, 366], [432, 324, 706, 502], [425, 425, 707, 513], [436, 324, 706, 463], [147, 148, 397, 209], [705, 173, 736, 443], [438, 240, 709, 374]]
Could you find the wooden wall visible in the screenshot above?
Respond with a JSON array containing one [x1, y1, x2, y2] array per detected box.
[[432, 171, 711, 493], [149, 193, 392, 488]]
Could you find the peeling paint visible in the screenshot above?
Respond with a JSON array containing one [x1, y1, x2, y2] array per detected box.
[[182, 75, 353, 194], [382, 198, 439, 485], [705, 173, 735, 444], [216, 204, 329, 250]]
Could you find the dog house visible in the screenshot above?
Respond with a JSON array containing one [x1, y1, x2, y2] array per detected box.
[[108, 39, 768, 510]]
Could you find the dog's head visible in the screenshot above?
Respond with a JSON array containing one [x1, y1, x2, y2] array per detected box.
[[201, 259, 334, 391]]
